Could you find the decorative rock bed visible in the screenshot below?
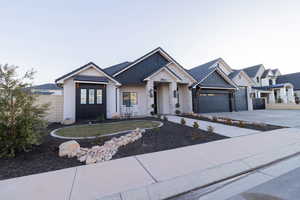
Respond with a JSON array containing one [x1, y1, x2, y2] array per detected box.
[[59, 128, 145, 165]]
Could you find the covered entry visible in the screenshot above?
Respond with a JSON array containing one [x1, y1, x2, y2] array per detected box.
[[76, 83, 107, 120], [194, 89, 233, 113]]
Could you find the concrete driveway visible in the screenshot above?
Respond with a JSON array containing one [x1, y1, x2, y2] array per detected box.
[[205, 110, 300, 128]]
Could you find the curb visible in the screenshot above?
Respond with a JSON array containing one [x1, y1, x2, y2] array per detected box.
[[50, 121, 163, 140], [97, 143, 300, 200]]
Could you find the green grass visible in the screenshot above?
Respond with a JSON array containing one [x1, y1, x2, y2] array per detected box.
[[55, 120, 161, 137]]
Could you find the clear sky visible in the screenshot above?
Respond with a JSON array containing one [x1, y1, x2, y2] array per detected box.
[[1, 0, 300, 84]]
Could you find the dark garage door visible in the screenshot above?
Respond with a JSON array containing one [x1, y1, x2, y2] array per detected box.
[[195, 91, 231, 113], [235, 87, 248, 111], [76, 83, 106, 120]]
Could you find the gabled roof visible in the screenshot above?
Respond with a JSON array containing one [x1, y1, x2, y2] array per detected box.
[[228, 70, 242, 79], [188, 58, 221, 82], [189, 58, 238, 89], [277, 72, 300, 90], [243, 64, 263, 77], [261, 69, 273, 78], [55, 62, 121, 85], [144, 65, 183, 81], [110, 47, 196, 85], [30, 83, 62, 90], [104, 62, 131, 76]]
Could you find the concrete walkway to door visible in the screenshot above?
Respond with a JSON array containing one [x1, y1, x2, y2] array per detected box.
[[167, 115, 260, 137]]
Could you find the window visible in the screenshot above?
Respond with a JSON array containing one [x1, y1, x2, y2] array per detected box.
[[80, 89, 87, 104], [123, 92, 137, 107], [89, 89, 95, 104], [96, 89, 102, 104]]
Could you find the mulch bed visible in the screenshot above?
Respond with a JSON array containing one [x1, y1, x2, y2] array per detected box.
[[0, 119, 228, 180], [181, 114, 284, 131]]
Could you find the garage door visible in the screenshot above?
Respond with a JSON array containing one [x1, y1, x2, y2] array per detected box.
[[235, 87, 248, 111], [196, 92, 231, 113]]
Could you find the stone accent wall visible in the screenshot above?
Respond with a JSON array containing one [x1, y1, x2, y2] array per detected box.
[[35, 95, 63, 123]]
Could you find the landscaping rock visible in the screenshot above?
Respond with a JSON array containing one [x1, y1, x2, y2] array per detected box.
[[59, 140, 80, 158], [58, 128, 145, 165]]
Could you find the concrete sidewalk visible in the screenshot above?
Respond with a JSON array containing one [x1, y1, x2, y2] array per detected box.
[[167, 115, 260, 137], [1, 128, 300, 200]]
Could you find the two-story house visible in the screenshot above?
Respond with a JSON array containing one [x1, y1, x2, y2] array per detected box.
[[243, 64, 295, 104]]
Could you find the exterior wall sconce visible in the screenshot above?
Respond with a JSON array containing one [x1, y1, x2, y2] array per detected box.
[[149, 89, 153, 98]]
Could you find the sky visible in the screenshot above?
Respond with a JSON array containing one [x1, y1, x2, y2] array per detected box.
[[1, 0, 300, 84]]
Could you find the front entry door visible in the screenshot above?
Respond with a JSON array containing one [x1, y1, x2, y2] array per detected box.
[[76, 83, 106, 120]]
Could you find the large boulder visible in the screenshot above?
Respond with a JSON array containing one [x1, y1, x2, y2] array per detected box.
[[59, 140, 80, 158]]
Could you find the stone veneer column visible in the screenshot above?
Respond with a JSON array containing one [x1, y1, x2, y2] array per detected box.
[[269, 91, 276, 104], [169, 81, 177, 114], [280, 87, 288, 103], [287, 88, 295, 103], [146, 80, 154, 116]]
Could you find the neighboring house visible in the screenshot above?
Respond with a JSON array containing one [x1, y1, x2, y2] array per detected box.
[[30, 83, 63, 95], [55, 47, 196, 122], [242, 64, 295, 104], [189, 58, 254, 113], [277, 72, 300, 104]]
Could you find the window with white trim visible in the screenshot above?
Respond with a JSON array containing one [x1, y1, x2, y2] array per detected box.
[[80, 89, 87, 104], [89, 89, 95, 104], [123, 92, 137, 107], [96, 89, 103, 104]]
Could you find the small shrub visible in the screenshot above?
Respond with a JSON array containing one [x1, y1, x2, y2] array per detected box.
[[277, 98, 283, 103], [295, 96, 300, 104], [150, 111, 155, 116], [175, 103, 180, 108], [157, 114, 161, 119], [175, 110, 181, 115], [97, 114, 105, 121], [180, 118, 186, 125], [163, 116, 168, 121], [225, 119, 233, 125], [238, 121, 245, 127], [207, 125, 214, 133], [193, 121, 199, 128], [191, 132, 202, 140], [212, 116, 218, 122], [151, 104, 156, 108]]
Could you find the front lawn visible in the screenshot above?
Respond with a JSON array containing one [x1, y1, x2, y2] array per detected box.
[[55, 120, 161, 138], [0, 118, 228, 180]]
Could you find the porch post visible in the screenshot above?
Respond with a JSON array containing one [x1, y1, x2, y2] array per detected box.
[[279, 88, 288, 103], [287, 88, 295, 103], [187, 88, 193, 113], [269, 91, 276, 104], [146, 80, 154, 116], [169, 82, 177, 114]]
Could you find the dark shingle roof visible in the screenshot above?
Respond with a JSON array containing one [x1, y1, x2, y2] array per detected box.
[[188, 58, 221, 82], [261, 69, 272, 78], [228, 70, 242, 79], [103, 62, 131, 76], [114, 51, 170, 84], [73, 75, 109, 83], [243, 64, 263, 77], [277, 72, 300, 90], [30, 83, 62, 90]]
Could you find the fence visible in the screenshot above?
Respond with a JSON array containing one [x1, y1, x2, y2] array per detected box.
[[35, 95, 63, 123]]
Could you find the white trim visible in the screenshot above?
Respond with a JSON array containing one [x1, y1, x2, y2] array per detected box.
[[200, 86, 236, 90], [143, 66, 182, 82], [238, 70, 256, 86], [113, 48, 197, 83], [74, 81, 109, 85], [56, 63, 121, 86]]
